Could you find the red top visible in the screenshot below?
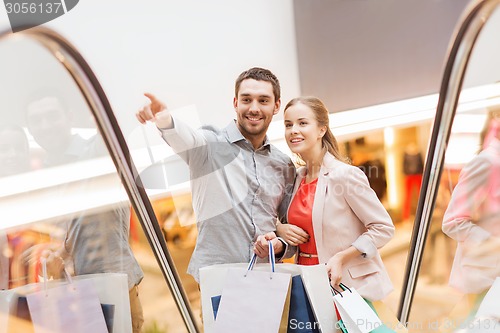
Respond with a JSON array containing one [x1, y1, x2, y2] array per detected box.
[[288, 177, 319, 265]]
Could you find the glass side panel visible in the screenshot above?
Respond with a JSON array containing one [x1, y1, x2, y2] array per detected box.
[[407, 6, 500, 332], [0, 36, 187, 332], [339, 125, 431, 319], [128, 104, 213, 329]]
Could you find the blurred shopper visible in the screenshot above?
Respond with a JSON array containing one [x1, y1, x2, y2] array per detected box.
[[0, 233, 7, 290], [24, 95, 145, 333], [136, 67, 296, 283], [256, 96, 394, 302], [0, 124, 31, 176], [402, 142, 424, 222], [359, 157, 387, 201], [0, 124, 31, 290], [442, 110, 500, 295]]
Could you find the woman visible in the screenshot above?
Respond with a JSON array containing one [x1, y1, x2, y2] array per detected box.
[[442, 110, 500, 295], [255, 96, 394, 301]]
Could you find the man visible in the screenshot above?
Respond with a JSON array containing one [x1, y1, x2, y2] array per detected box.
[[25, 95, 145, 333], [136, 67, 296, 282], [25, 95, 105, 166]]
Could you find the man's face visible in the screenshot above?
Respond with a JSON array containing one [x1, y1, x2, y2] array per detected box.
[[233, 79, 280, 142], [26, 97, 72, 152]]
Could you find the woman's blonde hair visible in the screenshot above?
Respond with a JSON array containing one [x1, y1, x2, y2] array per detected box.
[[284, 96, 347, 164], [479, 106, 500, 151]]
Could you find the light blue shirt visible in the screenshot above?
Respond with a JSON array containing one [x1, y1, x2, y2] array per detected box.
[[58, 135, 144, 289]]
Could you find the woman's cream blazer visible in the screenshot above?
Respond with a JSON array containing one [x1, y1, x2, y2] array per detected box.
[[288, 152, 395, 301], [442, 138, 500, 294]]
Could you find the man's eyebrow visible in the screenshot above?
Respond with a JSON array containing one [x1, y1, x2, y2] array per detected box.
[[239, 93, 272, 98]]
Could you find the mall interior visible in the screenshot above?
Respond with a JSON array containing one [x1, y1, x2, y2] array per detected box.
[[1, 0, 500, 332]]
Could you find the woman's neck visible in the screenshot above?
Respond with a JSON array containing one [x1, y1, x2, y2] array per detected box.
[[303, 147, 326, 182]]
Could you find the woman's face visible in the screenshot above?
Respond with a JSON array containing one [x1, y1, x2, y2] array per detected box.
[[0, 128, 30, 176], [284, 102, 325, 155]]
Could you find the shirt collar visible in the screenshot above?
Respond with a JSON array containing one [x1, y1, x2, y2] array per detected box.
[[66, 134, 90, 157], [225, 120, 271, 151]]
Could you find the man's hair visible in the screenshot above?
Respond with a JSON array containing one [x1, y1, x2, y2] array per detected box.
[[234, 67, 280, 101], [24, 89, 69, 119]]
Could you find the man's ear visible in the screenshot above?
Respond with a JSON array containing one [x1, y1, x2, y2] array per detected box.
[[233, 97, 238, 110], [273, 99, 281, 115]]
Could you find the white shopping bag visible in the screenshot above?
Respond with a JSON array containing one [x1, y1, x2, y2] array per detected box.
[[457, 277, 500, 333], [200, 243, 291, 333], [200, 261, 336, 332], [476, 277, 500, 319], [200, 262, 246, 332], [0, 272, 131, 333], [27, 278, 107, 333], [300, 264, 338, 332], [250, 263, 336, 333], [71, 273, 132, 333], [333, 284, 383, 333], [213, 266, 291, 333], [214, 244, 290, 333]]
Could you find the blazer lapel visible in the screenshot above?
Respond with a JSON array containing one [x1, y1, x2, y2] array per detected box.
[[312, 165, 328, 261], [286, 167, 306, 221], [292, 168, 306, 196]]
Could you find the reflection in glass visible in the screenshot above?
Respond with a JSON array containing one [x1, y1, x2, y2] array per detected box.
[[407, 4, 500, 331], [25, 95, 106, 166], [440, 107, 500, 332], [0, 35, 149, 333], [0, 124, 30, 177]]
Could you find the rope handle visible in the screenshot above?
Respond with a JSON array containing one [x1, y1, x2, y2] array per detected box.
[[40, 256, 73, 296], [245, 240, 275, 277]]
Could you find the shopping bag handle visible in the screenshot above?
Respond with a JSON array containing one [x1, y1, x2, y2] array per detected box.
[[246, 241, 275, 277], [41, 257, 48, 295], [331, 286, 342, 297], [40, 258, 74, 296], [339, 283, 351, 293], [330, 282, 352, 298]]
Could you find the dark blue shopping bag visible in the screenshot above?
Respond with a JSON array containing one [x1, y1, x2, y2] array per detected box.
[[287, 275, 319, 333]]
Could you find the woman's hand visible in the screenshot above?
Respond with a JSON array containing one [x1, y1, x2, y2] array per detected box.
[[325, 246, 362, 288], [326, 254, 344, 288], [276, 223, 309, 246]]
